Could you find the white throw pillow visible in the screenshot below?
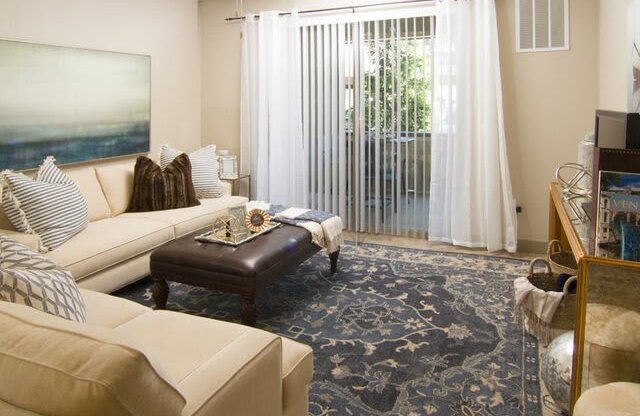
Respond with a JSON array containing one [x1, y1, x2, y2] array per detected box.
[[1, 156, 89, 251], [159, 144, 223, 198], [0, 267, 86, 322]]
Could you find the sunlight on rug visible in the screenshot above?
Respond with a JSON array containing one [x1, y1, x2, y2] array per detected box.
[[115, 242, 543, 415]]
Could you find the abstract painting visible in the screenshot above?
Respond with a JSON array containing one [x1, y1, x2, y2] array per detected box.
[[0, 40, 150, 171]]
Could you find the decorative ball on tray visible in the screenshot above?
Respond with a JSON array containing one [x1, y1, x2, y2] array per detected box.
[[245, 209, 271, 233], [541, 331, 574, 414]]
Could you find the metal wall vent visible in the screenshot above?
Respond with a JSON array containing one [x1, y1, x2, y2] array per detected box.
[[516, 0, 569, 52]]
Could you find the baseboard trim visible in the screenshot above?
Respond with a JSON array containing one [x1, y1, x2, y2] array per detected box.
[[517, 239, 547, 254]]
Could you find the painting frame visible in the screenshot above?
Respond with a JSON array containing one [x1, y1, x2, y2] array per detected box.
[[0, 39, 151, 171]]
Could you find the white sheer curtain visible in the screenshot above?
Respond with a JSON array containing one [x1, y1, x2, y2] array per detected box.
[[428, 0, 517, 252], [240, 11, 303, 205]]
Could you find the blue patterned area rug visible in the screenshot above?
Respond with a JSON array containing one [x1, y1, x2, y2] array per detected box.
[[115, 242, 542, 416]]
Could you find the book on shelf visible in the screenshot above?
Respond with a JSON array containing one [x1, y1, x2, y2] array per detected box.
[[595, 171, 640, 261], [589, 148, 640, 254]]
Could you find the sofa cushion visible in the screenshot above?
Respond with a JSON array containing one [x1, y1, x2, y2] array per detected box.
[[95, 161, 135, 216], [66, 167, 112, 221], [1, 156, 89, 251], [0, 268, 86, 322], [118, 196, 248, 237], [111, 310, 251, 382], [160, 144, 223, 198], [0, 399, 41, 415], [0, 301, 186, 416], [110, 310, 283, 416], [81, 288, 150, 329], [76, 252, 153, 293], [47, 217, 173, 281], [127, 154, 200, 213]]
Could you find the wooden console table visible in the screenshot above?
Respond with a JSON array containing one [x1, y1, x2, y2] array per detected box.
[[548, 182, 640, 414]]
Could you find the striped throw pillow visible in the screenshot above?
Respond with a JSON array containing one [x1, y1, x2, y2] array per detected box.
[[159, 144, 223, 198], [1, 156, 89, 252]]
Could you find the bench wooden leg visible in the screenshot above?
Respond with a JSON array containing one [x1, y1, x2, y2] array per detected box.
[[152, 277, 169, 309], [241, 295, 257, 327], [330, 248, 340, 275]]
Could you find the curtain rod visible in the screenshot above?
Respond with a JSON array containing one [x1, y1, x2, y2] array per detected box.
[[224, 0, 435, 22]]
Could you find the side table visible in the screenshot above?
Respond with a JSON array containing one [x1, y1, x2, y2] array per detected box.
[[223, 174, 251, 198], [548, 182, 640, 412]]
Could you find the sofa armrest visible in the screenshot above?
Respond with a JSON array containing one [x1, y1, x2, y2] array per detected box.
[[221, 181, 232, 197], [178, 331, 283, 416], [0, 229, 41, 252]]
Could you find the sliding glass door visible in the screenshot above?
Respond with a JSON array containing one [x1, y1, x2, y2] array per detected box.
[[300, 14, 434, 237]]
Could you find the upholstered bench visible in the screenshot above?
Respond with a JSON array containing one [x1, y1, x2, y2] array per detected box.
[[150, 224, 339, 325], [573, 382, 640, 415]]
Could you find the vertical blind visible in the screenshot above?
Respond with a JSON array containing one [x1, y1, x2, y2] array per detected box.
[[300, 14, 435, 237]]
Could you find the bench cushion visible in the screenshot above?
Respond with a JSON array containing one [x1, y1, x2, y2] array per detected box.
[[574, 382, 640, 416]]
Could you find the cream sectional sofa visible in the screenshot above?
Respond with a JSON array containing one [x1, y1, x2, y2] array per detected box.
[[0, 158, 314, 415], [0, 288, 313, 416], [0, 159, 248, 293]]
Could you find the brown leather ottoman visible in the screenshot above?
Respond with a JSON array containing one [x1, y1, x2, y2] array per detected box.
[[150, 224, 339, 326]]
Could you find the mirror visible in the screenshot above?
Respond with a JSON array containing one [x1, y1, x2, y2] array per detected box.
[[573, 259, 640, 402], [244, 209, 271, 233]]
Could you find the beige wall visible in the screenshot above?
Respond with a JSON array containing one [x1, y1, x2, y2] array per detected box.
[[598, 0, 632, 110], [496, 0, 599, 247], [0, 0, 202, 165]]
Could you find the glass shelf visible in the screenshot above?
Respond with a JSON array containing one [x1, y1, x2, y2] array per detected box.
[[552, 182, 592, 255]]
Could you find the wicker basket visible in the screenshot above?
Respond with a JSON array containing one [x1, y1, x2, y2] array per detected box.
[[547, 240, 578, 275], [526, 258, 577, 336]]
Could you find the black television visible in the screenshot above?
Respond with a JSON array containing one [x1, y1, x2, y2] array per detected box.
[[594, 110, 640, 149]]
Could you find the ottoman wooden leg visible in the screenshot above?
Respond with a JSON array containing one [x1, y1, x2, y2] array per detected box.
[[329, 249, 340, 275], [241, 295, 257, 327], [152, 277, 169, 309]]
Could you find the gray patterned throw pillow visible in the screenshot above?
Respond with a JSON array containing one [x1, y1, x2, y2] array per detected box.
[[0, 267, 86, 323], [0, 234, 85, 322], [0, 234, 58, 270]]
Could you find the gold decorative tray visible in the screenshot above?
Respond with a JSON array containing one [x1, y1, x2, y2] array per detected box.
[[195, 222, 281, 247]]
